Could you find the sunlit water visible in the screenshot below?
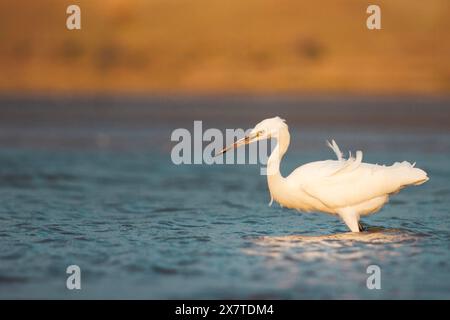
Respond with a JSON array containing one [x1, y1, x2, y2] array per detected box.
[[0, 127, 449, 299]]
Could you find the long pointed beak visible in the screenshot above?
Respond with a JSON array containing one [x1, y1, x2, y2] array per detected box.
[[215, 133, 257, 156]]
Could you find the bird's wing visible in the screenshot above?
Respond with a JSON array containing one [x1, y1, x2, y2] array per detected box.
[[291, 141, 426, 209], [299, 157, 381, 209]]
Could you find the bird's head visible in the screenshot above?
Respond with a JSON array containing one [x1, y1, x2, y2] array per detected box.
[[216, 116, 288, 156], [251, 116, 288, 138]]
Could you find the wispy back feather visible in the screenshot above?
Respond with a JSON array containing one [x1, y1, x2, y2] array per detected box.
[[327, 140, 343, 161]]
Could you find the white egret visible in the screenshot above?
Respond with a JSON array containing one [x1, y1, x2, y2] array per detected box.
[[217, 117, 429, 232]]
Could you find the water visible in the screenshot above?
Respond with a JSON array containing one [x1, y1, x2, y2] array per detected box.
[[0, 96, 449, 299]]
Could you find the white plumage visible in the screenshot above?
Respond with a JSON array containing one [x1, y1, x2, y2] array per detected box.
[[218, 116, 429, 232]]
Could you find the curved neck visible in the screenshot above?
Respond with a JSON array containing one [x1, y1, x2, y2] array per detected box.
[[267, 128, 290, 182]]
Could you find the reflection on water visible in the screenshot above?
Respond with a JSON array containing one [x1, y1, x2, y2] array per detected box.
[[245, 228, 425, 262], [258, 227, 423, 244]]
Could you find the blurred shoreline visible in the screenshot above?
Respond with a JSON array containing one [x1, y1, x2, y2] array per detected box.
[[1, 93, 449, 129], [0, 94, 449, 151]]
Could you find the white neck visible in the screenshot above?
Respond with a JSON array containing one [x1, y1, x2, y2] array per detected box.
[[267, 128, 290, 195]]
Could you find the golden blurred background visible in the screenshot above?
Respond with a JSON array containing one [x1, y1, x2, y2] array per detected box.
[[0, 0, 448, 95]]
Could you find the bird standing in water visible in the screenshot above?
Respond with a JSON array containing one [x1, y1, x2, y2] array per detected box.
[[217, 117, 429, 232]]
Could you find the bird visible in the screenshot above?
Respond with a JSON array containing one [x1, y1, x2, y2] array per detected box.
[[217, 116, 429, 232]]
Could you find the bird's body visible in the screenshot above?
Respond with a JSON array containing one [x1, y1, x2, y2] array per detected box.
[[218, 117, 429, 232]]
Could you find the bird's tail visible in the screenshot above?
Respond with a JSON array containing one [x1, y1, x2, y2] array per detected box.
[[390, 161, 429, 187]]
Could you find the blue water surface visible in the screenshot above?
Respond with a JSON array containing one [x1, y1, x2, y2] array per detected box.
[[0, 127, 449, 299]]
